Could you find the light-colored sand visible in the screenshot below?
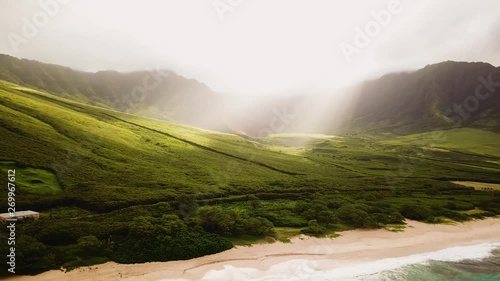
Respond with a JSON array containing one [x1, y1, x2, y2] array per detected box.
[[6, 218, 500, 281]]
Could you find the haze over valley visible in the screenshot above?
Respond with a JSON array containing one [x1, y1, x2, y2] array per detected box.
[[0, 1, 499, 280]]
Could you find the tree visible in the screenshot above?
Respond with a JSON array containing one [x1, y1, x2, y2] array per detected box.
[[16, 235, 56, 274], [129, 216, 155, 237], [386, 211, 405, 224], [302, 220, 326, 236], [245, 217, 275, 236], [362, 215, 380, 228], [158, 214, 187, 234], [400, 204, 432, 221], [196, 206, 237, 235], [248, 195, 262, 209], [77, 235, 103, 257], [298, 200, 338, 224], [317, 210, 338, 224], [338, 205, 368, 227], [294, 200, 309, 214]]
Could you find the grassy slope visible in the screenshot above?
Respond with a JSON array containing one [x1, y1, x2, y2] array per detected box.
[[0, 84, 294, 206], [0, 161, 62, 194], [383, 128, 500, 157], [1, 78, 499, 208], [0, 80, 499, 273]]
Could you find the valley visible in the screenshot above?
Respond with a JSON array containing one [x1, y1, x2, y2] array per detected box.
[[0, 78, 498, 275]]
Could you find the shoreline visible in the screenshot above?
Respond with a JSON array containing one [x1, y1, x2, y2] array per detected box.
[[7, 218, 500, 281]]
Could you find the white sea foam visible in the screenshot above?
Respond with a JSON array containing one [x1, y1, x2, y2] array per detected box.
[[160, 242, 500, 281]]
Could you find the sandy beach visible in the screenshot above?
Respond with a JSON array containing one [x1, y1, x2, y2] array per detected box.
[[6, 218, 500, 281]]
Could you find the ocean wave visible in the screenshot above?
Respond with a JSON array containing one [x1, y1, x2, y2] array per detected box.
[[160, 242, 500, 281]]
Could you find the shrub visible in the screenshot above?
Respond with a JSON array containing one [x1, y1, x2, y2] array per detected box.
[[400, 204, 432, 221], [301, 220, 326, 236], [245, 217, 275, 237], [77, 235, 103, 257], [338, 205, 369, 227]]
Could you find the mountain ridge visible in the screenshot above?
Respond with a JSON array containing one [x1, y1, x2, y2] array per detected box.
[[1, 54, 499, 135], [0, 54, 227, 131]]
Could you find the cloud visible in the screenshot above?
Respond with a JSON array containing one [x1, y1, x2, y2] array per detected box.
[[0, 0, 499, 96]]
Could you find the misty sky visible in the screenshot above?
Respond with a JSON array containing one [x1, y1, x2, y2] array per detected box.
[[1, 0, 500, 96]]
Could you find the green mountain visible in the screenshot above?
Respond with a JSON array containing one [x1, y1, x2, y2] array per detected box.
[[1, 55, 498, 136], [346, 61, 500, 133], [0, 79, 499, 275], [0, 54, 226, 131]]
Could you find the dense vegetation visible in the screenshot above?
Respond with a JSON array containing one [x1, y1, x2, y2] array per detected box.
[[0, 80, 499, 275]]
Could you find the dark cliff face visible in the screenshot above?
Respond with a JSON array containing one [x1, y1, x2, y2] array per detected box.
[[346, 61, 500, 133]]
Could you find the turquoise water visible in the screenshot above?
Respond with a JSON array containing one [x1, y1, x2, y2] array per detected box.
[[375, 248, 500, 281]]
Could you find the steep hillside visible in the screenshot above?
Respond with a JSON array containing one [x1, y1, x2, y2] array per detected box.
[[0, 80, 499, 274], [1, 56, 499, 136], [347, 61, 500, 133], [0, 54, 226, 131]]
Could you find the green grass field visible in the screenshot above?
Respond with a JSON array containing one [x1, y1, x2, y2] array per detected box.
[[0, 161, 62, 194], [0, 80, 498, 275], [382, 128, 500, 157]]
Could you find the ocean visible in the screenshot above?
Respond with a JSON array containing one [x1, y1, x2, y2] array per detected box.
[[363, 244, 500, 281], [162, 242, 500, 281]]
